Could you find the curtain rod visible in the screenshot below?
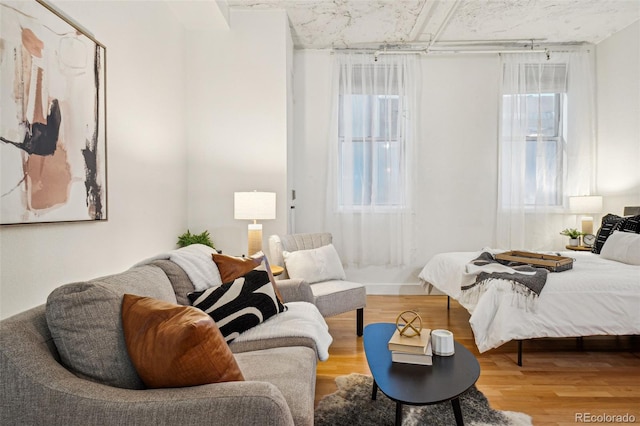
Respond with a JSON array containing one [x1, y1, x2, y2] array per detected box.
[[331, 44, 589, 60], [371, 47, 548, 61], [331, 41, 589, 55], [433, 39, 547, 45], [331, 48, 548, 61]]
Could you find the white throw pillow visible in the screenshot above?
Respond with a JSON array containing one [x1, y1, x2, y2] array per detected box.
[[599, 231, 640, 266], [283, 244, 346, 284]]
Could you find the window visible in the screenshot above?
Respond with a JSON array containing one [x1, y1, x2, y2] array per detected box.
[[328, 54, 418, 265], [497, 52, 595, 250], [501, 64, 568, 207], [337, 66, 407, 209]]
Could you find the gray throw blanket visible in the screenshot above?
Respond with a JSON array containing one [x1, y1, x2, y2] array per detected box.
[[460, 252, 548, 311]]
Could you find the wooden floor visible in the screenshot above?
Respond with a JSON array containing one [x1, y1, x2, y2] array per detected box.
[[315, 295, 640, 426]]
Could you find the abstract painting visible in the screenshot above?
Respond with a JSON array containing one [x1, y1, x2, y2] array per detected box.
[[0, 0, 106, 224]]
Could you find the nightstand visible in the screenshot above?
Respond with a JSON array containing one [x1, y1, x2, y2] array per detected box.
[[565, 245, 592, 251]]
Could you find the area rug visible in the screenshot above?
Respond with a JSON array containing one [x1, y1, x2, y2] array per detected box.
[[315, 373, 532, 426]]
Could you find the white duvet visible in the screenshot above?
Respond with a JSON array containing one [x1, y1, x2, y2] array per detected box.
[[419, 250, 640, 352]]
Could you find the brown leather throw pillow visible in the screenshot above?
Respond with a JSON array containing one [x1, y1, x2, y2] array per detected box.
[[121, 294, 244, 388], [212, 252, 284, 303], [212, 253, 261, 283]]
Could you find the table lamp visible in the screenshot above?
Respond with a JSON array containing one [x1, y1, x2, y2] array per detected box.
[[569, 195, 603, 235], [234, 191, 276, 256]]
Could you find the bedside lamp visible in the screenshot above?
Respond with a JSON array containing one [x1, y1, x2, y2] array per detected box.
[[234, 191, 276, 256], [569, 195, 603, 235]]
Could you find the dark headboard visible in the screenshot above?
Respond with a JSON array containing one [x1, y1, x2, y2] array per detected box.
[[623, 206, 640, 216]]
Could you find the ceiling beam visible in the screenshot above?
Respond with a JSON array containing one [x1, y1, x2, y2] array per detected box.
[[409, 0, 463, 43]]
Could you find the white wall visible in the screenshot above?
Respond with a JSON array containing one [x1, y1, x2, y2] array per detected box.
[[2, 3, 636, 314], [596, 20, 640, 213], [0, 1, 188, 319], [293, 24, 640, 291], [185, 9, 292, 256], [292, 51, 500, 292]]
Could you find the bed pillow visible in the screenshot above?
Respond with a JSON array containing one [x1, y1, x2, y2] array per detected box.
[[592, 214, 623, 254], [593, 214, 640, 254], [620, 214, 640, 233], [599, 231, 640, 266], [121, 294, 244, 388], [283, 244, 346, 284], [188, 270, 285, 342]]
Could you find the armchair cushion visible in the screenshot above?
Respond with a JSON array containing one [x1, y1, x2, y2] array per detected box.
[[283, 244, 346, 284], [309, 280, 367, 318], [121, 294, 244, 388]]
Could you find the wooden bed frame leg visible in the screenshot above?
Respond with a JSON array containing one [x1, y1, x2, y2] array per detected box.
[[577, 336, 584, 351], [447, 296, 450, 310], [517, 340, 523, 366]]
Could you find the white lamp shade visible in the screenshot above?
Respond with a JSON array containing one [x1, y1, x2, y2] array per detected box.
[[569, 196, 603, 214], [234, 192, 276, 220]]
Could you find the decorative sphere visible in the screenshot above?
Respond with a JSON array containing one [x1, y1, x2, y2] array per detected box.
[[395, 310, 422, 337]]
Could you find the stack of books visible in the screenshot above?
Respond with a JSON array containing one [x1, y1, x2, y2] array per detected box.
[[387, 328, 432, 365]]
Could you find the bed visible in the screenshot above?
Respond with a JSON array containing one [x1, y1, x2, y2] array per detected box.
[[418, 212, 640, 365]]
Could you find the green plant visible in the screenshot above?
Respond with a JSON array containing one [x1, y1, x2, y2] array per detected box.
[[177, 230, 215, 249], [560, 228, 582, 239]]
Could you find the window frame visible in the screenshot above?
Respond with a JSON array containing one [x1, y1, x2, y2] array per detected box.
[[523, 92, 565, 207], [337, 92, 407, 211], [501, 91, 567, 210]]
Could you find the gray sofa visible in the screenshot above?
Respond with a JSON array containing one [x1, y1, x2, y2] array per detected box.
[[0, 258, 322, 426]]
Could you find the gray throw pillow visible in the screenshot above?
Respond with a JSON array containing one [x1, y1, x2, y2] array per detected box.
[[46, 265, 177, 389], [150, 259, 195, 306]]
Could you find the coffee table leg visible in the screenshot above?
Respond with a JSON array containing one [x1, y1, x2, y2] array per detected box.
[[371, 379, 378, 400], [451, 397, 464, 425], [395, 402, 402, 426]]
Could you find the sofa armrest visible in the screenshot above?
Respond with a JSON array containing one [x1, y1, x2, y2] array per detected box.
[[0, 306, 295, 426], [276, 279, 314, 304], [2, 358, 294, 426]]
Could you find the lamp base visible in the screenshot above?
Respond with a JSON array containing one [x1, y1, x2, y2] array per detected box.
[[247, 224, 263, 256], [581, 216, 594, 236]]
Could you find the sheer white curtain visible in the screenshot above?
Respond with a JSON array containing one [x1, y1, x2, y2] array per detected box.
[[497, 50, 596, 250], [324, 53, 420, 266]]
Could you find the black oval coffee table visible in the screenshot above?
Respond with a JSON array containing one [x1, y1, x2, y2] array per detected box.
[[363, 323, 480, 425]]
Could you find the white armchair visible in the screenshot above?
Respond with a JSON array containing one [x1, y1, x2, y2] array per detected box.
[[268, 233, 366, 336]]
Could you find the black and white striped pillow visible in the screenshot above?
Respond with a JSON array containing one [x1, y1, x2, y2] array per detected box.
[[188, 270, 285, 342], [592, 214, 640, 254]]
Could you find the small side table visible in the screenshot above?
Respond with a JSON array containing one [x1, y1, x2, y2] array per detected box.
[[565, 245, 592, 251], [270, 265, 285, 276]]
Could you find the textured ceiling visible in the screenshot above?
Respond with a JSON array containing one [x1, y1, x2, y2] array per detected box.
[[226, 0, 640, 49]]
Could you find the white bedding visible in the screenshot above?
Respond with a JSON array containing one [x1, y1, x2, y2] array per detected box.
[[419, 250, 640, 352]]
